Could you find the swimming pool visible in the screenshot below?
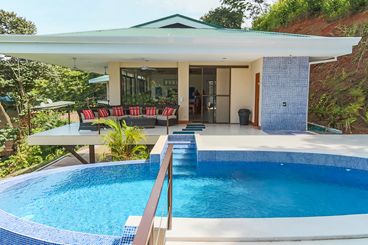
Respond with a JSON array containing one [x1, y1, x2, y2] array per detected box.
[[1, 160, 368, 237]]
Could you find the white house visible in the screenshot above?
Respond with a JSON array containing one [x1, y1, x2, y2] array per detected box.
[[0, 14, 360, 130]]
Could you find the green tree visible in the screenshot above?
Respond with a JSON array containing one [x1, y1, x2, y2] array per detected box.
[[221, 0, 270, 19], [0, 9, 37, 130], [93, 119, 148, 161], [0, 9, 36, 35], [32, 66, 105, 105], [200, 6, 244, 29]]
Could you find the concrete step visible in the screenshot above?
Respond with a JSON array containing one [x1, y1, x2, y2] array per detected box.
[[182, 128, 203, 131], [165, 216, 368, 243], [173, 131, 195, 134]]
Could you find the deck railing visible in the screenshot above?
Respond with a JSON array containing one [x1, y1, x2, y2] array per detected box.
[[132, 145, 173, 245]]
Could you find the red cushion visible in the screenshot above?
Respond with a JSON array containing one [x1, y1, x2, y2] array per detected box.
[[83, 109, 95, 120], [162, 107, 174, 116], [129, 106, 141, 116], [146, 107, 156, 116], [112, 107, 124, 116], [98, 108, 109, 118]]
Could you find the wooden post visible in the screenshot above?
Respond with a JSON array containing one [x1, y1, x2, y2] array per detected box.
[[167, 152, 173, 230], [63, 145, 89, 164], [89, 145, 95, 163], [27, 107, 31, 135], [166, 111, 169, 135], [68, 110, 71, 125]]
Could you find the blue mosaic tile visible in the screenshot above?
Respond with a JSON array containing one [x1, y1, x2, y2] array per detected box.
[[119, 226, 137, 245], [198, 151, 216, 162], [261, 57, 309, 131], [197, 150, 368, 172], [215, 151, 231, 161], [150, 154, 160, 163]]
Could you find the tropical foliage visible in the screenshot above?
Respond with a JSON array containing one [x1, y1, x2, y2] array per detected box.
[[0, 111, 68, 177], [251, 0, 368, 31], [92, 119, 148, 161], [0, 9, 105, 177]]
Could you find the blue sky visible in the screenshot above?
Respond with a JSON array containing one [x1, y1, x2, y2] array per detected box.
[[1, 0, 226, 34]]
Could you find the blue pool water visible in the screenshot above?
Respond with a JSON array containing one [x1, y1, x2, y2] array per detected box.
[[1, 160, 368, 236]]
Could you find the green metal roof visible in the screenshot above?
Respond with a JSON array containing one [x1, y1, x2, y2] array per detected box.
[[54, 28, 312, 38], [131, 14, 224, 29]]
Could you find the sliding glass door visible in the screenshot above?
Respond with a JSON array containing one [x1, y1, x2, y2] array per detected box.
[[189, 67, 230, 123]]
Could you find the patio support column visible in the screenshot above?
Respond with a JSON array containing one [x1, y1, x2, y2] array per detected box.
[[108, 62, 121, 105], [89, 145, 95, 164], [178, 62, 189, 124]]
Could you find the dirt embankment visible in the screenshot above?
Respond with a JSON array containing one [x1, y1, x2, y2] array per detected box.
[[275, 12, 368, 134]]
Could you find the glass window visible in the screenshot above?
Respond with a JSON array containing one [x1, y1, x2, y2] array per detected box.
[[121, 68, 178, 105]]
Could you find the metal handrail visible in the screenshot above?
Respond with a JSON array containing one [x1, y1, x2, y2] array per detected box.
[[132, 145, 173, 245]]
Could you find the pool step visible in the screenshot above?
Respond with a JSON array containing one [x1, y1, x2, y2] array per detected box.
[[168, 135, 195, 141], [173, 159, 197, 167], [173, 165, 197, 176], [173, 153, 197, 160], [173, 148, 197, 154], [172, 144, 196, 149], [167, 141, 196, 148]]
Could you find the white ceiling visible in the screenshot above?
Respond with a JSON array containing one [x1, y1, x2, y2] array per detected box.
[[0, 35, 361, 74]]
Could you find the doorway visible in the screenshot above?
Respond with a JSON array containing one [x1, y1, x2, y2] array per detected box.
[[189, 67, 230, 123]]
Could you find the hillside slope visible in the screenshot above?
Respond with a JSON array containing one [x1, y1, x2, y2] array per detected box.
[[275, 12, 368, 134]]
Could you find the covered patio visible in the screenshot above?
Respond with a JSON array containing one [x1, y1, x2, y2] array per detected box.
[[0, 14, 360, 131]]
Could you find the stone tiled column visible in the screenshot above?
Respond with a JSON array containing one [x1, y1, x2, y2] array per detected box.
[[261, 57, 310, 131]]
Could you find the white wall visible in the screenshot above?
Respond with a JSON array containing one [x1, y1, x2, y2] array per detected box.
[[250, 58, 263, 125], [230, 68, 252, 123]]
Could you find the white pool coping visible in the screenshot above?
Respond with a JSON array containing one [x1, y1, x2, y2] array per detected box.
[[196, 134, 368, 159], [127, 215, 368, 243]]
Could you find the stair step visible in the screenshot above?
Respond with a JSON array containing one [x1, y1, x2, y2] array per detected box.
[[173, 145, 196, 149], [169, 135, 196, 141], [168, 141, 195, 145], [182, 128, 203, 131], [173, 154, 197, 160], [187, 124, 205, 126], [186, 126, 205, 129], [173, 148, 197, 154], [173, 166, 197, 176], [173, 158, 197, 166], [173, 131, 195, 134]]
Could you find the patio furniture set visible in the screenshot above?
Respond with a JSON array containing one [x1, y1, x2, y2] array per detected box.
[[77, 105, 180, 131]]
